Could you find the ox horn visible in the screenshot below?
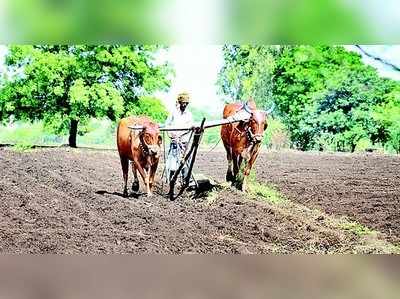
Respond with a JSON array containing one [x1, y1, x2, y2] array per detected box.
[[263, 103, 276, 115]]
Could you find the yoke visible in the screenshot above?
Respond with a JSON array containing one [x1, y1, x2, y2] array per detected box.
[[127, 111, 251, 200]]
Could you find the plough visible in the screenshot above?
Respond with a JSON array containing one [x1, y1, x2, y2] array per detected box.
[[129, 110, 251, 200]]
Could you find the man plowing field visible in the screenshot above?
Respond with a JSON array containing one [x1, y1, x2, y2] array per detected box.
[[164, 92, 194, 182], [124, 94, 274, 200]]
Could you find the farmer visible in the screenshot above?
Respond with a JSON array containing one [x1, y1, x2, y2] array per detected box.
[[165, 92, 193, 142], [165, 92, 194, 182]]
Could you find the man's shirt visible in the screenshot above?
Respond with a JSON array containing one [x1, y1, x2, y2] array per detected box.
[[165, 106, 193, 142]]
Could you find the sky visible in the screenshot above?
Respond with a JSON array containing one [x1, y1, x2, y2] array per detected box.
[[155, 45, 225, 113], [345, 45, 400, 81]]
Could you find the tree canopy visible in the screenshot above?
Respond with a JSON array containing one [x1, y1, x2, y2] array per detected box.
[[218, 45, 400, 152], [0, 45, 171, 147]]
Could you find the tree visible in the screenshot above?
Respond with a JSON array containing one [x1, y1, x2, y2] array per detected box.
[[217, 45, 286, 109], [274, 46, 400, 151], [373, 87, 400, 153], [127, 96, 168, 123], [0, 45, 171, 147], [218, 45, 400, 151]]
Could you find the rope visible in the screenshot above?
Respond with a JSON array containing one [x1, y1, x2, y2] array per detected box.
[[205, 137, 222, 155], [161, 131, 166, 190]]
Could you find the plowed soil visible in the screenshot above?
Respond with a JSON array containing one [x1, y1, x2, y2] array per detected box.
[[0, 147, 399, 253], [196, 149, 400, 244]]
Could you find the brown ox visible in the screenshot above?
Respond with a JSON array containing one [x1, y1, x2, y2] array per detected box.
[[117, 116, 162, 197], [220, 100, 267, 191]]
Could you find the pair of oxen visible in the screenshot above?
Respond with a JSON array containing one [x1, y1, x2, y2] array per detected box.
[[116, 100, 269, 197]]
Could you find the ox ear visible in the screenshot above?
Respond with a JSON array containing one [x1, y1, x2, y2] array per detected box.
[[263, 112, 268, 130], [158, 135, 162, 146]]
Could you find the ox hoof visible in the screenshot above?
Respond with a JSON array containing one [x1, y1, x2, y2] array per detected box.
[[123, 190, 129, 198], [233, 180, 245, 192], [132, 181, 139, 192], [240, 181, 248, 192], [226, 171, 234, 183]]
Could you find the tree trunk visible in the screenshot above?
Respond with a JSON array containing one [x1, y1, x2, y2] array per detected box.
[[68, 119, 78, 148], [351, 142, 356, 153]]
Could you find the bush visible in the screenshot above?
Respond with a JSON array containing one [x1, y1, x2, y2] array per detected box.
[[202, 126, 221, 145], [0, 121, 62, 145], [127, 96, 168, 123], [263, 118, 290, 149], [218, 45, 400, 152], [354, 138, 373, 152], [12, 142, 34, 152], [77, 118, 116, 146], [0, 119, 117, 148], [315, 133, 336, 151], [386, 125, 400, 154]]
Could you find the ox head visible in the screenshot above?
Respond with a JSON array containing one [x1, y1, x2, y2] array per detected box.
[[240, 110, 268, 162], [139, 124, 162, 158], [241, 101, 274, 145], [246, 110, 268, 144]]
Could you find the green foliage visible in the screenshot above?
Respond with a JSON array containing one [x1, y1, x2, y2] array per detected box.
[[388, 126, 400, 154], [127, 96, 168, 122], [373, 88, 400, 153], [202, 127, 221, 145], [273, 45, 390, 151], [189, 105, 219, 122], [189, 105, 221, 145], [0, 119, 117, 148], [340, 221, 374, 236], [218, 45, 400, 153], [354, 138, 373, 152], [0, 45, 171, 146], [12, 143, 34, 152], [247, 171, 286, 204], [77, 118, 116, 147], [217, 45, 284, 109], [263, 118, 290, 149], [0, 121, 63, 145]]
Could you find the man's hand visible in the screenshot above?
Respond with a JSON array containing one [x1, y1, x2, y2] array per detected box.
[[169, 133, 180, 144]]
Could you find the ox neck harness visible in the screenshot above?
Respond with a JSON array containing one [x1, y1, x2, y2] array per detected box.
[[244, 124, 262, 158], [239, 121, 263, 146], [233, 103, 263, 146], [246, 125, 263, 144], [139, 132, 157, 168], [139, 132, 149, 156]]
